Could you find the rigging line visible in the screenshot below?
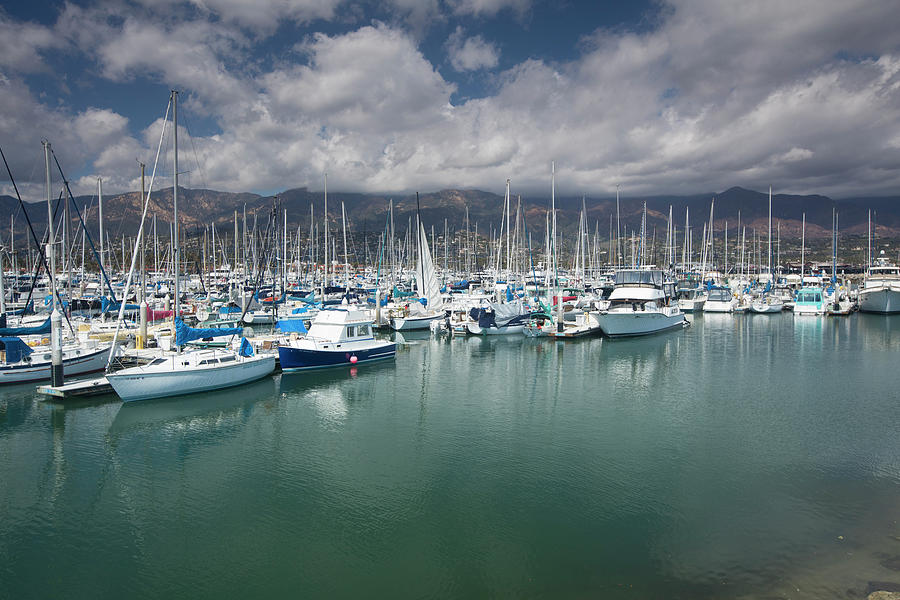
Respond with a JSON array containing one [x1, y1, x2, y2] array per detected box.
[[0, 146, 73, 321], [50, 149, 119, 303], [179, 111, 209, 192]]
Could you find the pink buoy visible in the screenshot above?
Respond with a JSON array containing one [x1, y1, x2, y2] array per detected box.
[[350, 355, 358, 364]]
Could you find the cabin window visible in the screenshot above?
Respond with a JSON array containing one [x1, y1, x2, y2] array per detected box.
[[347, 326, 356, 337], [148, 358, 167, 366], [219, 356, 236, 363]]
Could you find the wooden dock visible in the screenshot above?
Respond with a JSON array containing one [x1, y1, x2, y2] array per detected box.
[[37, 377, 116, 400]]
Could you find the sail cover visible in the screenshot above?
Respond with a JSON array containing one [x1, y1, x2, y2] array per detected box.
[[415, 222, 443, 310], [0, 316, 51, 336], [175, 318, 242, 346]]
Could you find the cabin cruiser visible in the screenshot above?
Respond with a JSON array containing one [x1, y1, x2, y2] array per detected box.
[[793, 286, 826, 316], [278, 307, 395, 370], [676, 285, 706, 312], [702, 286, 737, 313], [858, 252, 900, 314], [592, 269, 686, 337]]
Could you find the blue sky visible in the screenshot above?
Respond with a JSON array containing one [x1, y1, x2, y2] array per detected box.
[[1, 0, 900, 200]]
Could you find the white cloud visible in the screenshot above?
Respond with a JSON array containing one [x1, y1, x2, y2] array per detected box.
[[446, 26, 499, 72], [0, 14, 62, 73], [5, 0, 900, 200], [448, 0, 531, 18]]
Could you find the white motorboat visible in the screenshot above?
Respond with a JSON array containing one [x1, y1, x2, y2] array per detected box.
[[677, 287, 707, 312], [702, 287, 736, 313], [592, 269, 686, 337], [858, 252, 900, 314]]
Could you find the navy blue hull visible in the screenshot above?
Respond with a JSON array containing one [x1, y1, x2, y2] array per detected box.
[[278, 343, 396, 371]]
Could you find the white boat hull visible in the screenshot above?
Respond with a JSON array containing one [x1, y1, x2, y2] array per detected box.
[[0, 346, 110, 384], [858, 287, 900, 314], [749, 301, 783, 314], [466, 322, 526, 335], [108, 354, 275, 402], [593, 309, 686, 337], [678, 298, 706, 312], [390, 313, 443, 331], [703, 300, 735, 313]]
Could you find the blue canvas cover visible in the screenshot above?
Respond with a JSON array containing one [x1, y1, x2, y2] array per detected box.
[[277, 319, 308, 334], [0, 316, 51, 336], [0, 337, 33, 363], [175, 318, 242, 347]]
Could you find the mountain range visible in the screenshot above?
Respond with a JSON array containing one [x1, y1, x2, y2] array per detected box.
[[1, 186, 898, 249]]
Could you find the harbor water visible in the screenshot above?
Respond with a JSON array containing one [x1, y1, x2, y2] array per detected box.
[[1, 313, 899, 598]]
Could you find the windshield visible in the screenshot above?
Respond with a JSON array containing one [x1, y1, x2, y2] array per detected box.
[[615, 270, 663, 286]]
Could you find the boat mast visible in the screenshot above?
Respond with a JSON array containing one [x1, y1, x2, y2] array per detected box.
[[801, 212, 806, 283], [172, 90, 180, 333], [767, 185, 772, 281], [323, 173, 328, 301]]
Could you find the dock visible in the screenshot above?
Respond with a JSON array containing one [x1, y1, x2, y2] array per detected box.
[[37, 377, 116, 400]]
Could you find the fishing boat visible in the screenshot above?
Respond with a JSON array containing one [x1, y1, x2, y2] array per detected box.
[[278, 307, 395, 371], [858, 252, 900, 314], [592, 269, 686, 337]]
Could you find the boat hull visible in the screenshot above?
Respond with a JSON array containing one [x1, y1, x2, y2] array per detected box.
[[594, 310, 686, 337], [749, 302, 783, 314], [466, 323, 525, 335], [858, 287, 900, 314], [108, 355, 276, 402], [390, 314, 443, 331], [0, 346, 110, 384], [278, 343, 396, 370]]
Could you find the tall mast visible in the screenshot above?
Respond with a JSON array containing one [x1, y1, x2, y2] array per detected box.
[[323, 173, 328, 297], [767, 185, 772, 279], [172, 89, 180, 324], [98, 177, 104, 273]]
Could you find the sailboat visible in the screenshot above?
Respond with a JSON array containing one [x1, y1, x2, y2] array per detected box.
[[389, 195, 444, 331], [749, 186, 783, 314], [107, 91, 275, 402]]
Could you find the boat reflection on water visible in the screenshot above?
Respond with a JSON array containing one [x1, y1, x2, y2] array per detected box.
[[277, 360, 395, 429], [108, 375, 278, 438]]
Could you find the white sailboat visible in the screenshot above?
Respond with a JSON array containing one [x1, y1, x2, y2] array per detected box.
[[107, 91, 274, 402], [749, 187, 783, 314], [390, 198, 444, 331]]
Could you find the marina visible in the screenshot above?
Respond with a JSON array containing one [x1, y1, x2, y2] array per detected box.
[[2, 1, 900, 597], [2, 311, 899, 599]]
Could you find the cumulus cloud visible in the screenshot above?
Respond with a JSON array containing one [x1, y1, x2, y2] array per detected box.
[[446, 26, 500, 72], [4, 0, 900, 200], [448, 0, 531, 18], [0, 13, 63, 73]]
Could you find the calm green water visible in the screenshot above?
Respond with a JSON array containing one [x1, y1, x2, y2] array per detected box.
[[1, 314, 899, 599]]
